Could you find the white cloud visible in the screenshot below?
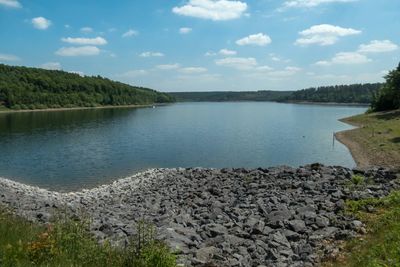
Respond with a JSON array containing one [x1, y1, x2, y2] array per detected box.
[[179, 67, 208, 74], [139, 52, 164, 57], [0, 53, 20, 62], [315, 52, 371, 66], [156, 64, 180, 70], [266, 66, 302, 77], [61, 37, 107, 46], [282, 0, 356, 9], [55, 46, 100, 57], [118, 70, 148, 78], [256, 65, 274, 72], [80, 27, 93, 33], [0, 0, 21, 8], [31, 17, 52, 30], [215, 57, 258, 70], [205, 51, 217, 56], [172, 0, 248, 21], [236, 33, 272, 46], [219, 49, 237, 55], [40, 62, 61, 70], [122, 29, 138, 38], [358, 40, 398, 53], [179, 27, 192, 34], [295, 24, 361, 46]]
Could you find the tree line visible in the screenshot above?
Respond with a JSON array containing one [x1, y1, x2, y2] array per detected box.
[[281, 83, 382, 104], [0, 64, 174, 110], [171, 83, 382, 104], [371, 62, 400, 112]]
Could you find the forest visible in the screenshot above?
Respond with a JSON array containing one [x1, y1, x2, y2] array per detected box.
[[171, 83, 382, 104], [281, 83, 382, 104], [170, 90, 293, 102], [0, 64, 174, 110]]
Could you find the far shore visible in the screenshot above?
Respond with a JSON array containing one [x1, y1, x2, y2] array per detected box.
[[282, 101, 370, 107], [0, 103, 167, 114]]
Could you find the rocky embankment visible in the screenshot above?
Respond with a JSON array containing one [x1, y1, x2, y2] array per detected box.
[[0, 165, 399, 267]]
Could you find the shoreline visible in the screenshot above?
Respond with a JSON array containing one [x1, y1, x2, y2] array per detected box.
[[0, 103, 166, 114], [335, 109, 400, 169], [282, 101, 370, 107], [1, 166, 399, 266], [335, 118, 371, 168]]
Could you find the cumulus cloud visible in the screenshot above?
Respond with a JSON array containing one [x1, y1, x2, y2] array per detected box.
[[315, 52, 371, 66], [215, 57, 258, 70], [282, 0, 356, 9], [172, 0, 248, 21], [179, 27, 192, 34], [358, 40, 398, 53], [0, 0, 21, 8], [295, 24, 361, 46], [219, 49, 237, 55], [0, 53, 20, 62], [156, 64, 181, 70], [55, 46, 100, 57], [179, 67, 208, 74], [118, 70, 148, 77], [80, 27, 93, 33], [139, 52, 164, 57], [205, 51, 217, 56], [122, 29, 139, 38], [236, 33, 272, 46], [40, 62, 61, 70], [61, 37, 107, 46], [32, 17, 52, 30]]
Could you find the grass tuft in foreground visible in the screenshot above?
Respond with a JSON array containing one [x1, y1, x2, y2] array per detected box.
[[0, 207, 177, 267], [324, 191, 400, 267]]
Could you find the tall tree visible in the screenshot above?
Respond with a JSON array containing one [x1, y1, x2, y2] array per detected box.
[[372, 63, 400, 111]]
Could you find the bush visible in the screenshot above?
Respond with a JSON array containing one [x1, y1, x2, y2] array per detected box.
[[351, 174, 365, 186], [0, 208, 177, 267]]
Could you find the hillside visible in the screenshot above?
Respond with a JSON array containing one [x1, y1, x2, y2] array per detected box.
[[282, 83, 382, 104], [170, 90, 293, 102], [171, 83, 382, 104], [0, 64, 174, 110]]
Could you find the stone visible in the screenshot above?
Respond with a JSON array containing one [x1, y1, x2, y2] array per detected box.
[[288, 220, 307, 233]]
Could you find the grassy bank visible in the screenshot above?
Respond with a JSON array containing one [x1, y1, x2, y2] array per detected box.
[[336, 109, 400, 168], [0, 207, 177, 267], [327, 110, 400, 266], [323, 189, 400, 266]]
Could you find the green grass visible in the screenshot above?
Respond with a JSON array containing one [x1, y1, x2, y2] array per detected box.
[[0, 207, 177, 267], [341, 109, 400, 168], [323, 191, 400, 267]]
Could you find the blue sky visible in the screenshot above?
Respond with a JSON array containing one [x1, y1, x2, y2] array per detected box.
[[0, 0, 399, 92]]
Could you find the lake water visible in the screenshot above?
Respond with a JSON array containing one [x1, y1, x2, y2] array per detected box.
[[0, 102, 366, 191]]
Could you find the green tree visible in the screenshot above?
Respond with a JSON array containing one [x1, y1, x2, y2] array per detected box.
[[372, 62, 400, 111]]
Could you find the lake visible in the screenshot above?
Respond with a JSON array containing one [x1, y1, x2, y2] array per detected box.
[[0, 102, 366, 191]]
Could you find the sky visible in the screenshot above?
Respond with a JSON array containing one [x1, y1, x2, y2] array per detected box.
[[0, 0, 399, 92]]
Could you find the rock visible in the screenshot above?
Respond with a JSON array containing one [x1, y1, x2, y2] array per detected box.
[[288, 220, 307, 233], [195, 246, 219, 263], [1, 166, 398, 267]]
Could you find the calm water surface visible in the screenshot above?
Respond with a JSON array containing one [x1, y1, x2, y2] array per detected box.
[[0, 102, 366, 191]]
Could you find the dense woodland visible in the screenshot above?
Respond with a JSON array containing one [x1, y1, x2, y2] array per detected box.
[[371, 63, 400, 111], [172, 83, 382, 104], [281, 83, 382, 104], [0, 64, 174, 110], [170, 90, 293, 102]]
